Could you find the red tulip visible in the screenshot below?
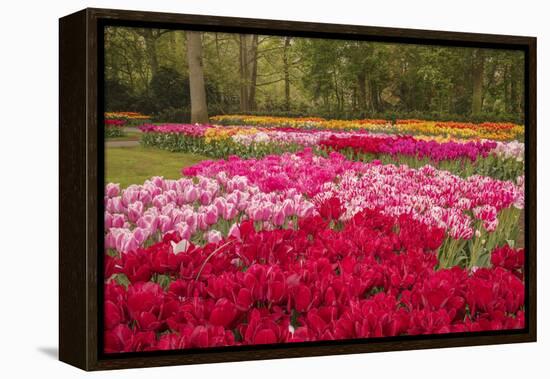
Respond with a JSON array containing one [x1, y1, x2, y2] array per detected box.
[[209, 298, 238, 328]]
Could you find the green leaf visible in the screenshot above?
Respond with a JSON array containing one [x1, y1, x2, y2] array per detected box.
[[113, 273, 131, 289]]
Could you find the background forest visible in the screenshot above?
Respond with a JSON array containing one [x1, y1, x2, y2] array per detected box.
[[105, 26, 525, 123]]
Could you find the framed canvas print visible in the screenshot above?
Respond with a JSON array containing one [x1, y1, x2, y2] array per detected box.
[[59, 8, 536, 371]]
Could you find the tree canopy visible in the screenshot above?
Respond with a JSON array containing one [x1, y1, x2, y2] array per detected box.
[[104, 26, 525, 123]]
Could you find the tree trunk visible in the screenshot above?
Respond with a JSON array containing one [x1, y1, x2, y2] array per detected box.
[[333, 72, 341, 112], [370, 80, 380, 112], [247, 35, 259, 111], [510, 58, 521, 115], [186, 31, 209, 124], [504, 63, 511, 114], [357, 71, 367, 111], [169, 31, 177, 64], [142, 29, 159, 78], [471, 49, 485, 115], [484, 62, 498, 113], [283, 37, 292, 111], [239, 35, 249, 112]]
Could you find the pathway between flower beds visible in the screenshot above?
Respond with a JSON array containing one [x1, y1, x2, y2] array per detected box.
[[106, 127, 142, 147], [107, 140, 140, 148]]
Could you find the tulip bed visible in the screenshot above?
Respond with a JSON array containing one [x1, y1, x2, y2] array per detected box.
[[105, 111, 152, 126], [104, 111, 151, 138], [211, 115, 524, 141], [105, 119, 126, 138], [104, 144, 525, 352], [104, 210, 524, 352], [105, 112, 525, 353], [139, 123, 524, 181]]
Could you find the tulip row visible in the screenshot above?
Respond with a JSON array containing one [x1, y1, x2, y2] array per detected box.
[[318, 135, 524, 181], [320, 135, 497, 163], [210, 115, 524, 141], [184, 150, 523, 268], [105, 174, 316, 254], [105, 111, 152, 120], [140, 124, 524, 181], [140, 123, 305, 159], [104, 209, 524, 353], [105, 119, 126, 138], [105, 111, 152, 127], [105, 151, 522, 268]]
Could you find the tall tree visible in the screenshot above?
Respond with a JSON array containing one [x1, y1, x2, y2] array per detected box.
[[238, 34, 250, 112], [282, 37, 292, 111], [238, 35, 260, 112], [186, 31, 209, 123], [248, 35, 259, 111], [136, 29, 171, 78], [472, 49, 485, 115], [105, 27, 525, 123]]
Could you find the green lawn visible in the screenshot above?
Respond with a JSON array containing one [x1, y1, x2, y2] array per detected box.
[[105, 131, 142, 142], [106, 146, 210, 188]]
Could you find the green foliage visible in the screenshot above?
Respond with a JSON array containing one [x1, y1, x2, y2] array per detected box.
[[105, 79, 136, 112], [104, 126, 125, 138], [104, 27, 525, 123], [150, 66, 189, 112], [140, 132, 303, 158], [141, 132, 523, 182], [212, 110, 523, 125], [324, 148, 524, 182]]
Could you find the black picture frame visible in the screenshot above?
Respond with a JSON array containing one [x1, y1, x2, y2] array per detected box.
[[59, 7, 537, 371]]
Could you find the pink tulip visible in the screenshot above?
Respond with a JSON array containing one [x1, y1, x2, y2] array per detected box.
[[223, 203, 237, 221], [206, 230, 222, 244], [110, 197, 124, 213], [122, 189, 139, 207], [282, 199, 294, 218], [127, 201, 144, 223], [151, 176, 164, 188], [228, 223, 241, 240], [137, 214, 158, 232], [105, 183, 120, 198], [205, 206, 219, 225], [272, 207, 286, 226], [132, 227, 148, 246], [104, 232, 116, 249], [213, 198, 226, 214], [124, 236, 138, 253], [175, 223, 191, 240], [297, 203, 315, 218], [164, 190, 177, 204], [184, 212, 198, 231], [158, 215, 173, 233], [105, 213, 113, 230], [114, 231, 128, 252], [262, 206, 271, 221], [176, 192, 186, 206], [249, 207, 263, 222], [112, 214, 125, 228], [152, 194, 168, 209], [139, 190, 152, 205], [200, 191, 213, 205], [198, 213, 209, 231]]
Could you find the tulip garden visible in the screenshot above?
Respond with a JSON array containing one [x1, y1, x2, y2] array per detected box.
[[104, 112, 151, 138], [104, 115, 525, 353]]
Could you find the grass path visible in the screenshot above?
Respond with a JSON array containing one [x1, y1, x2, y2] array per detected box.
[[105, 131, 142, 142], [105, 146, 209, 188]]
